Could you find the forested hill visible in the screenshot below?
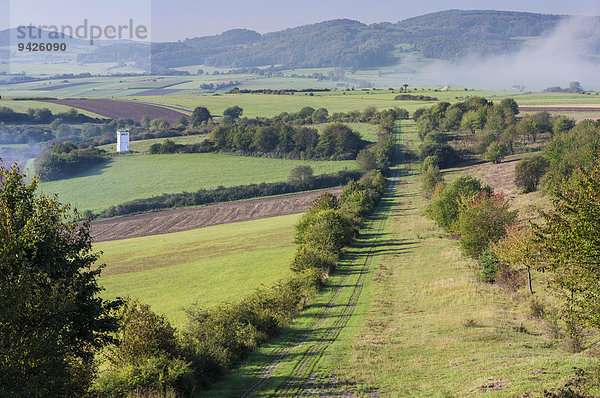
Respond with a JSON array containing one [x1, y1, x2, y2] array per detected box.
[[393, 10, 562, 60], [81, 10, 566, 68]]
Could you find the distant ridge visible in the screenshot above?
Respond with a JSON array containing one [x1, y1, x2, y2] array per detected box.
[[66, 10, 584, 69]]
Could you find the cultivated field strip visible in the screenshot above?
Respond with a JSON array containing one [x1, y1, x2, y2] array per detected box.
[[91, 188, 343, 242], [238, 122, 402, 397]]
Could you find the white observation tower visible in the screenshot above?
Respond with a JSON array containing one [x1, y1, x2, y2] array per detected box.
[[117, 130, 130, 152]]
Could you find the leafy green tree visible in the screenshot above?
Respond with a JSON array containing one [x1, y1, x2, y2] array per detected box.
[[425, 175, 489, 232], [543, 119, 600, 191], [317, 123, 363, 157], [514, 154, 550, 193], [499, 98, 519, 117], [311, 108, 329, 124], [516, 116, 537, 143], [191, 106, 212, 127], [533, 160, 600, 328], [141, 115, 150, 128], [484, 142, 508, 164], [0, 162, 120, 397], [413, 108, 427, 122], [177, 115, 189, 127], [295, 209, 355, 254], [552, 116, 575, 135], [440, 103, 466, 130], [460, 109, 485, 134], [355, 148, 377, 173], [298, 106, 316, 119], [493, 226, 537, 294], [223, 105, 243, 120], [457, 192, 517, 259], [254, 126, 279, 152], [419, 142, 460, 169], [150, 119, 170, 130], [417, 113, 438, 141], [421, 164, 444, 198], [288, 165, 314, 184]]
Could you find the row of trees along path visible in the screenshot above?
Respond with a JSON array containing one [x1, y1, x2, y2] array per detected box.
[[235, 121, 403, 397]]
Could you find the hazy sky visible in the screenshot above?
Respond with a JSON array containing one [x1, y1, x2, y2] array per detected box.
[[4, 0, 600, 41]]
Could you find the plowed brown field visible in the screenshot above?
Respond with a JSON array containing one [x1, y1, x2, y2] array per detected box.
[[44, 98, 188, 124], [91, 188, 343, 242]]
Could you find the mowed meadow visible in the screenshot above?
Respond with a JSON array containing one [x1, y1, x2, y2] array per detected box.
[[96, 214, 299, 327], [36, 153, 354, 213]]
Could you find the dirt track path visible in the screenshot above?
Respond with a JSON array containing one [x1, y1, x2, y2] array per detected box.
[[91, 188, 343, 242]]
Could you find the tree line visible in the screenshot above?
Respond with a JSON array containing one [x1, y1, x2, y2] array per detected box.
[[34, 141, 108, 181]]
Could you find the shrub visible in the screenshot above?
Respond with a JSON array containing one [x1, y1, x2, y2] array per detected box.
[[421, 164, 443, 198], [295, 209, 356, 253], [149, 139, 181, 154], [425, 175, 490, 232], [290, 245, 338, 274], [484, 142, 508, 164], [457, 192, 518, 259], [96, 298, 195, 396], [356, 148, 378, 173], [288, 165, 314, 184], [478, 249, 499, 283], [419, 142, 461, 169], [514, 154, 550, 193]]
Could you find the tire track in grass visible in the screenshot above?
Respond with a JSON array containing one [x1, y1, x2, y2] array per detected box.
[[239, 121, 402, 397]]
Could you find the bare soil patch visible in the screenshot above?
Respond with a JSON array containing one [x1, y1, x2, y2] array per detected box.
[[44, 98, 188, 124], [91, 188, 343, 242]]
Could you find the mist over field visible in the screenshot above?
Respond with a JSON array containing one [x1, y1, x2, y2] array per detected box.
[[419, 16, 600, 90]]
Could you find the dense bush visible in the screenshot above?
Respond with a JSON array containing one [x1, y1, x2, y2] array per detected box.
[[543, 120, 600, 191], [95, 299, 195, 397], [478, 249, 499, 283], [514, 154, 550, 193], [149, 139, 180, 154], [421, 164, 444, 198], [419, 142, 461, 168], [35, 141, 108, 181], [484, 142, 508, 163], [457, 192, 517, 259], [425, 175, 490, 232]]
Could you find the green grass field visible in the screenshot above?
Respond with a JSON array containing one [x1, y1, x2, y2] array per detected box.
[[96, 214, 298, 327], [37, 153, 354, 213], [97, 134, 209, 153]]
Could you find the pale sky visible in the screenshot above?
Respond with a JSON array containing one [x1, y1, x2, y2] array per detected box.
[[3, 0, 600, 41]]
